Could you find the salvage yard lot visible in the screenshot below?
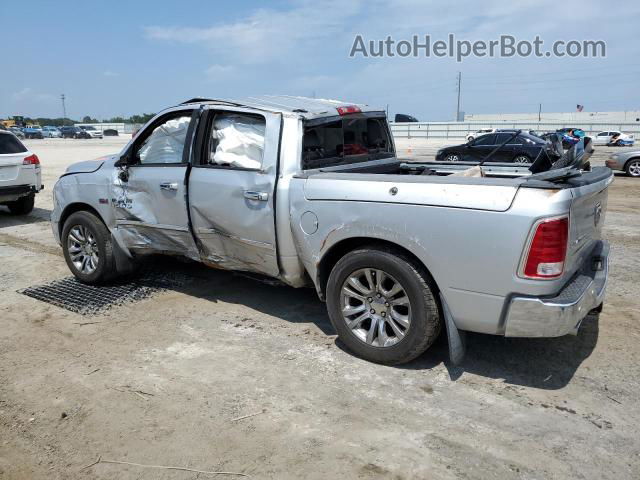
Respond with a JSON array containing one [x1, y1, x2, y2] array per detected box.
[[1, 138, 639, 479]]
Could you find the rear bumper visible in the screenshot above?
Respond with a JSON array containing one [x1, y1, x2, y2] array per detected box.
[[0, 184, 40, 202], [504, 240, 609, 337]]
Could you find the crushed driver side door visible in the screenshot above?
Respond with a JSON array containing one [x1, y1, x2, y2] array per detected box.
[[111, 108, 200, 259]]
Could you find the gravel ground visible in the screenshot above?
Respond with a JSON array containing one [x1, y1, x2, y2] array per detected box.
[[0, 137, 639, 479]]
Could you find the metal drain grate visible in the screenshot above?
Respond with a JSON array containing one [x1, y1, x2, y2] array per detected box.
[[18, 269, 191, 315]]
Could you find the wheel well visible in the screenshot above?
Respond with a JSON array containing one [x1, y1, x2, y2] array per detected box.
[[317, 237, 438, 300], [58, 203, 104, 237]]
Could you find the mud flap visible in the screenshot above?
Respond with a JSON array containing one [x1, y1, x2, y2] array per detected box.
[[111, 233, 136, 275], [440, 293, 466, 366]]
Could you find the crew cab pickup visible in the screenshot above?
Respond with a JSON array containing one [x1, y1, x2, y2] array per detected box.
[[51, 96, 612, 365], [0, 130, 42, 215]]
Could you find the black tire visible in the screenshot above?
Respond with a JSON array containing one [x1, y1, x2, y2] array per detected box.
[[326, 247, 441, 365], [61, 211, 118, 284], [625, 159, 640, 177], [7, 194, 35, 215]]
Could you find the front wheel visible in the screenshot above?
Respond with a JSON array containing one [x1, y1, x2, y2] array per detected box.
[[326, 247, 441, 365], [626, 159, 640, 177], [444, 153, 460, 162], [62, 211, 118, 284]]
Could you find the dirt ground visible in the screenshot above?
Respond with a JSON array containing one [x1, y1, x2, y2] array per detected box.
[[1, 137, 639, 479]]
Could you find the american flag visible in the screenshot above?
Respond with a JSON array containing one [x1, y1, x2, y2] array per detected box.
[[576, 104, 584, 112]]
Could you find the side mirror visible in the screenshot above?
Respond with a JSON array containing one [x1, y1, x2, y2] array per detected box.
[[118, 168, 129, 182], [115, 154, 129, 167]]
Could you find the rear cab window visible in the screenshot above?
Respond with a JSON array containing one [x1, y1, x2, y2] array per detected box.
[[302, 114, 394, 169], [0, 133, 28, 154]]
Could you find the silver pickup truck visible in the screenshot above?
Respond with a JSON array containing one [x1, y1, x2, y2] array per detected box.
[[51, 96, 612, 365]]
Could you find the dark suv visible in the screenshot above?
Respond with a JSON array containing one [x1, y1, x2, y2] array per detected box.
[[60, 126, 90, 139]]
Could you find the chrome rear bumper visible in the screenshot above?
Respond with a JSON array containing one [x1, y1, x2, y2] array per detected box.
[[504, 241, 609, 337]]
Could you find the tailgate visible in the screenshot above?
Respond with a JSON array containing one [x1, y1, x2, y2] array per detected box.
[[0, 154, 25, 186], [564, 169, 613, 276]]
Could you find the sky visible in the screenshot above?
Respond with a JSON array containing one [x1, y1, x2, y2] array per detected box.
[[1, 0, 639, 121]]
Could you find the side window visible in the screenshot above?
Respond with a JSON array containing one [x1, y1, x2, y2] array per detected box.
[[207, 112, 265, 169], [495, 133, 516, 144], [136, 113, 192, 165], [597, 132, 608, 137], [473, 134, 496, 146]]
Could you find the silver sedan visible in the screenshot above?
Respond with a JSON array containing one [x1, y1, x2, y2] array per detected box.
[[606, 150, 640, 177]]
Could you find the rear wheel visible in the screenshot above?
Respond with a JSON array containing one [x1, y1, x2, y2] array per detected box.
[[7, 194, 34, 215], [626, 159, 640, 177], [62, 211, 118, 284], [326, 247, 441, 365], [514, 154, 531, 164]]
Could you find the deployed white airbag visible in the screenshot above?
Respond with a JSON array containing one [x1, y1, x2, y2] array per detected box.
[[211, 114, 265, 169], [138, 116, 190, 164]]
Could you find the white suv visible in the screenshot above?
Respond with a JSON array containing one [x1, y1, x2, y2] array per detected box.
[[78, 125, 103, 139], [0, 131, 43, 215]]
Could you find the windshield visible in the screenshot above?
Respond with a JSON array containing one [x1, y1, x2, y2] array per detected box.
[[302, 115, 394, 169]]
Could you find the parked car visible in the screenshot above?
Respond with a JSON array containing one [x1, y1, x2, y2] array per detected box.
[[466, 128, 496, 142], [9, 126, 25, 139], [78, 125, 103, 139], [103, 128, 119, 136], [42, 126, 62, 138], [394, 114, 419, 123], [51, 96, 611, 365], [60, 126, 90, 139], [436, 130, 558, 163], [606, 150, 640, 177], [23, 125, 43, 139], [594, 131, 634, 147], [0, 130, 43, 214]]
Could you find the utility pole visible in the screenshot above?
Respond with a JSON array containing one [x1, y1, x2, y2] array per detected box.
[[455, 72, 462, 122], [61, 94, 67, 126], [538, 103, 542, 122]]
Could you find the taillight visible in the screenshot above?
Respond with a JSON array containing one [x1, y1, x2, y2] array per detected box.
[[336, 105, 361, 115], [522, 216, 569, 279], [23, 154, 40, 165]]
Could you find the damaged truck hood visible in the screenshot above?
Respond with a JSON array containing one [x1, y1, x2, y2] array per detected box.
[[62, 155, 114, 176]]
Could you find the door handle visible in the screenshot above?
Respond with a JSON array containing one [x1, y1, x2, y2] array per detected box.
[[160, 182, 178, 191], [243, 190, 269, 201]]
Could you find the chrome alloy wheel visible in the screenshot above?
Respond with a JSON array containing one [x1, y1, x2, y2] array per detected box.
[[628, 160, 640, 177], [444, 154, 460, 162], [67, 225, 99, 274], [340, 268, 411, 348], [514, 155, 530, 163]]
